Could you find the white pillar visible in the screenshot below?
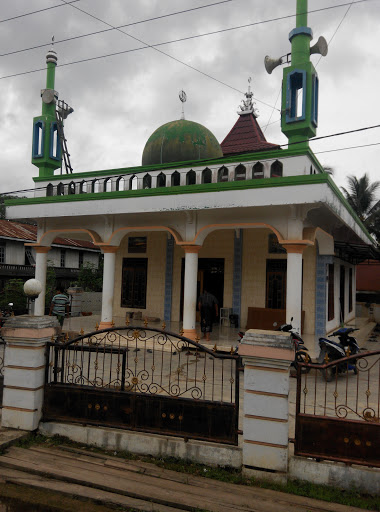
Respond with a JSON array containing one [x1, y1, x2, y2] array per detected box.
[[239, 330, 293, 483], [283, 244, 308, 334], [182, 246, 200, 341], [1, 315, 60, 430], [34, 246, 50, 316], [99, 246, 118, 329]]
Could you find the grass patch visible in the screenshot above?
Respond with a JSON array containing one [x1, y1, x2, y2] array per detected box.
[[10, 432, 380, 511]]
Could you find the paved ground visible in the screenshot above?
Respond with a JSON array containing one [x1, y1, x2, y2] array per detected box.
[[0, 445, 366, 512]]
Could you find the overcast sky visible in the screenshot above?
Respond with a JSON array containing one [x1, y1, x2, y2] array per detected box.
[[0, 0, 379, 198]]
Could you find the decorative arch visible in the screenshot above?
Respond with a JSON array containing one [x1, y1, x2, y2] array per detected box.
[[171, 171, 180, 187], [46, 183, 54, 196], [186, 170, 196, 185], [253, 162, 264, 179], [178, 222, 286, 246], [235, 164, 246, 181], [104, 226, 183, 247], [35, 228, 103, 247], [68, 181, 76, 194], [202, 168, 212, 184], [116, 176, 125, 191], [57, 182, 64, 195], [130, 175, 138, 190], [143, 174, 152, 189], [104, 178, 112, 192], [157, 172, 166, 188], [218, 166, 228, 182], [80, 180, 87, 194], [271, 160, 283, 178], [303, 227, 334, 255]]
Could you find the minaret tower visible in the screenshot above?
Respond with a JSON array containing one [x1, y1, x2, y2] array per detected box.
[[32, 42, 62, 177], [279, 0, 327, 149]]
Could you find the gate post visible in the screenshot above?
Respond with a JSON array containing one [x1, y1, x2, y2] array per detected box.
[[239, 329, 293, 483], [1, 315, 59, 431]]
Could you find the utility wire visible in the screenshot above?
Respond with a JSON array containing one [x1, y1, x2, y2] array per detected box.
[[57, 0, 276, 109], [0, 0, 376, 109], [2, 125, 380, 198], [315, 142, 380, 155], [0, 0, 79, 24], [0, 0, 235, 57], [1, 0, 373, 59]]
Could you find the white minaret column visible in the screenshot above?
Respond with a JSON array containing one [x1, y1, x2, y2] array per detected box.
[[33, 246, 50, 316], [99, 246, 118, 329], [282, 243, 308, 335], [182, 245, 201, 341]]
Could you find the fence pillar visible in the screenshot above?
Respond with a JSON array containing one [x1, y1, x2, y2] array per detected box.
[[1, 315, 59, 431], [239, 329, 293, 483]]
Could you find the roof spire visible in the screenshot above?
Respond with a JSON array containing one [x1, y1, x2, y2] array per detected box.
[[238, 77, 259, 117], [179, 90, 187, 120]]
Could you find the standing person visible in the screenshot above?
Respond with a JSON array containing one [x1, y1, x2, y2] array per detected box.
[[49, 286, 70, 327], [198, 289, 218, 342]]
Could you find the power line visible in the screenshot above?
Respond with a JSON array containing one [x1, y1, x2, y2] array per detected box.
[[0, 1, 80, 24], [0, 0, 376, 109], [0, 1, 235, 57], [1, 0, 374, 59], [1, 124, 380, 199], [315, 142, 380, 155], [58, 0, 275, 107]]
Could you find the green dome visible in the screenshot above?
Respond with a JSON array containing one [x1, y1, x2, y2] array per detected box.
[[142, 119, 223, 166]]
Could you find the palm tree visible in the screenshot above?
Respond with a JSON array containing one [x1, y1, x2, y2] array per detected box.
[[341, 174, 380, 230]]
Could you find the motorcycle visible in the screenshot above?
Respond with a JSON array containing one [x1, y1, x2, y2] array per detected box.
[[276, 321, 311, 373], [317, 327, 360, 382]]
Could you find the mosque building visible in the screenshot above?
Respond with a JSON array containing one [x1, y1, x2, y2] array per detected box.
[[5, 0, 376, 350]]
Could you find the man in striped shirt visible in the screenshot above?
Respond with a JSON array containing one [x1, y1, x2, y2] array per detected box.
[[49, 286, 70, 327]]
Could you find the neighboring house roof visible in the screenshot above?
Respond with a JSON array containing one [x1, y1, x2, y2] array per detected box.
[[221, 113, 280, 156], [0, 219, 99, 250]]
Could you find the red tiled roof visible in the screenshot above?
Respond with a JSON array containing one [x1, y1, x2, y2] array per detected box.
[[0, 219, 99, 250], [221, 113, 280, 156]]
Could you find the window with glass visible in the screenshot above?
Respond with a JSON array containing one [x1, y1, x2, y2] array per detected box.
[[0, 243, 5, 264], [328, 264, 335, 321], [60, 249, 66, 268]]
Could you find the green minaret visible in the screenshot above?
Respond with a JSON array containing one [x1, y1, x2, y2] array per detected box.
[[280, 0, 326, 149], [32, 46, 62, 177]]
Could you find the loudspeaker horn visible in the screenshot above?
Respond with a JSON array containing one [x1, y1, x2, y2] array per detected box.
[[264, 55, 283, 74], [310, 36, 328, 57]]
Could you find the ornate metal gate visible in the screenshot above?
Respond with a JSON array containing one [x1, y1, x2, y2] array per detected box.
[[295, 350, 380, 467], [0, 335, 4, 407], [43, 326, 240, 445]]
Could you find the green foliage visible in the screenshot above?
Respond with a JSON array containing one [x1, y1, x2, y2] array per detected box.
[[0, 279, 27, 314], [342, 174, 380, 244], [77, 258, 103, 291]]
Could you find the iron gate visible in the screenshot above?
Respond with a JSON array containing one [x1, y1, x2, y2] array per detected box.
[[43, 325, 240, 445], [0, 334, 4, 407], [295, 349, 380, 467]]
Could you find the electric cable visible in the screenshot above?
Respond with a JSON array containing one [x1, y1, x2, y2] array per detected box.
[[0, 1, 79, 24], [0, 0, 376, 110], [0, 0, 236, 57]]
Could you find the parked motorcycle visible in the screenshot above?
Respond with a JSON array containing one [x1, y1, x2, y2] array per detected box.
[[277, 321, 311, 373], [317, 327, 360, 382]]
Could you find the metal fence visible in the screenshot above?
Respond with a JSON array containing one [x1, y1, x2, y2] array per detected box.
[[295, 350, 380, 467], [44, 325, 240, 445]]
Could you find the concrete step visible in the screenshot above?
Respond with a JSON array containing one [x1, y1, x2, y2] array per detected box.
[[0, 445, 365, 512]]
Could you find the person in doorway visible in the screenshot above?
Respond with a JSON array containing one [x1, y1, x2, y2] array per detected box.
[[198, 290, 218, 342], [49, 286, 70, 327]]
